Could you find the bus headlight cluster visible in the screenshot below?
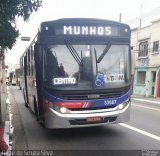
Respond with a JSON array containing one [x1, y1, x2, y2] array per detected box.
[[48, 102, 70, 114], [117, 98, 130, 110], [60, 107, 67, 113], [118, 104, 124, 110]]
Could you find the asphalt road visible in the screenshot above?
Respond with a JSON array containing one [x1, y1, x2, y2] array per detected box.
[[9, 86, 160, 156]]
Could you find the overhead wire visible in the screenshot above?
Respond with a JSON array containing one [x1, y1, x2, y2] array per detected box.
[[126, 6, 160, 25]]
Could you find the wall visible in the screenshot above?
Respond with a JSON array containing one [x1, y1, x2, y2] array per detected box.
[[131, 19, 160, 97]]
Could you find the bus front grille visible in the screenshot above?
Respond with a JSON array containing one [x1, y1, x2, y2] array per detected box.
[[61, 89, 128, 100]]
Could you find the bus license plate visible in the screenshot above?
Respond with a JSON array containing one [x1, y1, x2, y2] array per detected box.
[[86, 116, 101, 122]]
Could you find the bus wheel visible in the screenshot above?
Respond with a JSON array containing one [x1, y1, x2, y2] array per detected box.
[[33, 97, 38, 118], [23, 89, 28, 108], [39, 119, 45, 128], [38, 112, 45, 128], [19, 82, 22, 90], [34, 100, 45, 127]]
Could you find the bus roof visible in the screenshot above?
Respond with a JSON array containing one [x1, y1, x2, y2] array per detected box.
[[40, 18, 129, 27], [39, 18, 130, 44]]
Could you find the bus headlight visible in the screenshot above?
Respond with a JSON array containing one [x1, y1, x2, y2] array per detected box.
[[48, 102, 70, 114], [117, 98, 130, 110], [118, 104, 124, 110], [60, 107, 67, 113]]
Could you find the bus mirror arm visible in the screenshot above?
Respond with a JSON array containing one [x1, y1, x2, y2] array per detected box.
[[94, 48, 98, 74], [97, 42, 111, 63]]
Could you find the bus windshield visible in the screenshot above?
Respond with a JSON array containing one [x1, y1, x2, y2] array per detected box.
[[43, 43, 130, 90]]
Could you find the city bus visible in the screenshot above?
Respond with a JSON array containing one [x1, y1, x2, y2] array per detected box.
[[9, 69, 17, 85], [19, 18, 132, 129]]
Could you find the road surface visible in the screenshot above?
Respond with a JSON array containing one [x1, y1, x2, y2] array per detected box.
[[8, 86, 160, 156]]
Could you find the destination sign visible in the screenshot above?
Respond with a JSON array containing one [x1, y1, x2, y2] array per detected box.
[[53, 77, 76, 85], [53, 24, 128, 37], [63, 26, 112, 36]]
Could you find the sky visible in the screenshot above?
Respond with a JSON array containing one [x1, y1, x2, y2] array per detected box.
[[5, 0, 160, 66]]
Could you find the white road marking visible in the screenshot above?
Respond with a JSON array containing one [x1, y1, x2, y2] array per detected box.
[[132, 98, 160, 105], [119, 123, 160, 141], [132, 104, 160, 112]]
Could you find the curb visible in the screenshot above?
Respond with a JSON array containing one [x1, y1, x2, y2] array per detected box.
[[3, 88, 12, 152]]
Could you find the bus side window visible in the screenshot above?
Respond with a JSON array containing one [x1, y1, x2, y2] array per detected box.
[[44, 47, 58, 82], [27, 50, 31, 76], [80, 56, 92, 80], [31, 46, 34, 76]]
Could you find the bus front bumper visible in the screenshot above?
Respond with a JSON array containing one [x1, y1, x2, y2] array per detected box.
[[44, 103, 131, 129]]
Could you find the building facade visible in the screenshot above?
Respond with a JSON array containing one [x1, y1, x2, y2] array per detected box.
[[131, 19, 160, 97]]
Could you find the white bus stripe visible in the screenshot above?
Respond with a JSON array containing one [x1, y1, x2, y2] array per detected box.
[[132, 104, 160, 112], [132, 98, 160, 105], [119, 123, 160, 141]]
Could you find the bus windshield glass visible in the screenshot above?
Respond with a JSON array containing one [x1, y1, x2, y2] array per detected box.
[[43, 43, 130, 90]]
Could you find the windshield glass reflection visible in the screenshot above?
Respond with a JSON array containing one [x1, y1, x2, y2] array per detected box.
[[43, 44, 129, 90]]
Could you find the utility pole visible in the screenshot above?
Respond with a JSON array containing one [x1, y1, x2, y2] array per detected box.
[[139, 4, 143, 28], [119, 13, 122, 23]]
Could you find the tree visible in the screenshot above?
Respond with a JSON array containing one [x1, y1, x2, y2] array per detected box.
[[0, 0, 42, 52], [0, 0, 42, 126]]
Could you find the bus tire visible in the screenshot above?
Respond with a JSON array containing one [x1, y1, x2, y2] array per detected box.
[[34, 98, 45, 127], [38, 112, 45, 128], [19, 82, 22, 90], [19, 86, 22, 90], [23, 89, 28, 108], [33, 97, 38, 118], [39, 119, 45, 128]]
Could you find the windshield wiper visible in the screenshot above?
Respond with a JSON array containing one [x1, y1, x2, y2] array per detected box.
[[65, 40, 82, 65], [97, 42, 111, 63]]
